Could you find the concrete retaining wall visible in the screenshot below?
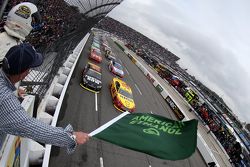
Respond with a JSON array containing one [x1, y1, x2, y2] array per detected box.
[[41, 33, 90, 167]]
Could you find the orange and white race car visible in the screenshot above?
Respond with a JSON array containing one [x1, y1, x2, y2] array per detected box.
[[89, 49, 102, 63]]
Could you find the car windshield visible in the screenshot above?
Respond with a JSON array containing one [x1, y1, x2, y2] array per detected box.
[[86, 69, 101, 80], [119, 88, 133, 99], [114, 62, 123, 70]]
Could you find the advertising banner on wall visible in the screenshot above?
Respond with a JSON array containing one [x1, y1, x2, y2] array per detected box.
[[146, 73, 155, 83], [155, 84, 163, 93], [7, 137, 21, 167], [165, 96, 185, 120]]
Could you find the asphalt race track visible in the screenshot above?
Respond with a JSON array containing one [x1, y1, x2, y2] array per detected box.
[[48, 34, 207, 167]]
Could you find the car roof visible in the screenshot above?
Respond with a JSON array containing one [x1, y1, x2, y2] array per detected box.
[[87, 68, 102, 76], [87, 62, 101, 72], [92, 49, 102, 56]]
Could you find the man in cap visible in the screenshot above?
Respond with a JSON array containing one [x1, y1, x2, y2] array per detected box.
[[0, 43, 89, 153]]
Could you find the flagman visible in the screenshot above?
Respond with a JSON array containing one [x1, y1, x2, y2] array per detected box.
[[0, 43, 89, 153]]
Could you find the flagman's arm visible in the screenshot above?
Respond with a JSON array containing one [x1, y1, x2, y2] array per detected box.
[[0, 94, 89, 153]]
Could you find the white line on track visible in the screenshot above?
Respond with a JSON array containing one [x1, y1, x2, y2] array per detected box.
[[149, 165, 152, 167], [124, 67, 129, 75], [135, 84, 142, 95], [95, 93, 98, 111], [100, 157, 104, 167]]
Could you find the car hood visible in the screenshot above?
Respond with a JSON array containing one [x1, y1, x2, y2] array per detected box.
[[118, 94, 135, 109], [84, 75, 102, 86]]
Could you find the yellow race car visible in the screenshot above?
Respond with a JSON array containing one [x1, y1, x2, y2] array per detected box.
[[110, 78, 135, 112]]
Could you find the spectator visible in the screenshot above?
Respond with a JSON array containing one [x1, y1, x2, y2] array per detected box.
[[0, 43, 89, 153]]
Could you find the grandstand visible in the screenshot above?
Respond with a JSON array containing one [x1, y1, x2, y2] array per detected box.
[[0, 0, 123, 102], [95, 17, 180, 63]]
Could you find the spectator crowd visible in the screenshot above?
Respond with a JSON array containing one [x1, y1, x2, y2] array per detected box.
[[197, 104, 245, 166], [160, 67, 249, 166], [95, 17, 180, 63], [162, 68, 249, 166], [0, 0, 92, 98], [1, 0, 83, 53]]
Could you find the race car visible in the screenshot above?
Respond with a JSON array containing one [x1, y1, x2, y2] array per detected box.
[[80, 63, 102, 93], [109, 60, 124, 78], [104, 48, 112, 58], [89, 48, 102, 63], [103, 45, 111, 52], [91, 44, 100, 52], [93, 37, 100, 42], [106, 54, 116, 62], [87, 62, 101, 72], [102, 40, 108, 47], [110, 78, 135, 112], [92, 41, 100, 49]]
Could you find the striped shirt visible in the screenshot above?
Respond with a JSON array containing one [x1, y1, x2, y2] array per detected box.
[[0, 70, 76, 153]]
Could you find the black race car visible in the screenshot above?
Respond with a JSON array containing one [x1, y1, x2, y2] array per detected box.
[[80, 63, 102, 93]]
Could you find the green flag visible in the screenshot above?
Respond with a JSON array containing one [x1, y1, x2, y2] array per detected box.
[[90, 112, 198, 160]]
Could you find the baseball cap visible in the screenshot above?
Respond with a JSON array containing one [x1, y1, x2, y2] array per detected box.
[[3, 43, 43, 75]]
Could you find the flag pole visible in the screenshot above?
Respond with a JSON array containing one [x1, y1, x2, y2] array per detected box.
[[89, 111, 130, 137]]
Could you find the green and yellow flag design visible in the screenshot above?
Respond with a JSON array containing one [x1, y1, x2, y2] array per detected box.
[[90, 112, 198, 160]]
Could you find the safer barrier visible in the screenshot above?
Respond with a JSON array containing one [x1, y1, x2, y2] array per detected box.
[[41, 33, 90, 167]]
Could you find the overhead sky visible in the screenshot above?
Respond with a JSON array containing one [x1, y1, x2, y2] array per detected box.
[[108, 0, 250, 123]]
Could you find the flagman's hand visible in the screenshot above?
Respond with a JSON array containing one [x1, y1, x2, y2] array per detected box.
[[18, 88, 26, 97], [73, 132, 89, 145]]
